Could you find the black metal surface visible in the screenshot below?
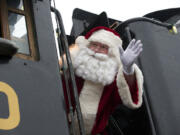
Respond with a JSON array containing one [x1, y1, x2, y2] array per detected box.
[[144, 8, 180, 22], [0, 0, 69, 135], [116, 17, 174, 38], [71, 8, 121, 38], [125, 27, 132, 42], [128, 13, 180, 135]]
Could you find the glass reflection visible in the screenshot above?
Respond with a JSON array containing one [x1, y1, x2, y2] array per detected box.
[[8, 12, 30, 54], [7, 0, 24, 11]]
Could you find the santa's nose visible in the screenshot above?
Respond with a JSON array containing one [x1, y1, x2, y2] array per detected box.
[[93, 47, 100, 52]]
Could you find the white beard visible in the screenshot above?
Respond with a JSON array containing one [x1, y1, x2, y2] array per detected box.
[[73, 47, 119, 85]]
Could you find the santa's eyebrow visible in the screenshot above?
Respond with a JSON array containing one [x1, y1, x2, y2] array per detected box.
[[90, 41, 99, 44], [91, 41, 108, 46], [102, 44, 109, 48]]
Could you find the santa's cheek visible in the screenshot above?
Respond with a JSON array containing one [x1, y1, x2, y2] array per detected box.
[[108, 49, 113, 56], [102, 49, 108, 54]]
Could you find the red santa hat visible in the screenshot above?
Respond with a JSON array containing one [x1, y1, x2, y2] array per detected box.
[[75, 12, 122, 62]]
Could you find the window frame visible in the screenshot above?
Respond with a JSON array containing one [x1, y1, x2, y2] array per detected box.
[[0, 0, 38, 61]]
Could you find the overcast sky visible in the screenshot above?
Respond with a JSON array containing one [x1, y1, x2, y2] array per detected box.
[[54, 0, 179, 34]]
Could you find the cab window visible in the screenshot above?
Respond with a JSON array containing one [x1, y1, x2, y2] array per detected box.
[[0, 0, 38, 60]]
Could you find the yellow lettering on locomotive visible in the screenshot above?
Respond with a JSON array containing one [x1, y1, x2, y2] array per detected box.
[[0, 82, 20, 130]]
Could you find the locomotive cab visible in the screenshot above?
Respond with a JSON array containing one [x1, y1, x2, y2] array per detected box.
[[0, 0, 69, 135]]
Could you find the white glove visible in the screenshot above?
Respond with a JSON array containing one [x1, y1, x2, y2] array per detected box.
[[119, 39, 143, 75]]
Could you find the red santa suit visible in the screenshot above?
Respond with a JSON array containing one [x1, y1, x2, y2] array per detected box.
[[62, 26, 144, 135]]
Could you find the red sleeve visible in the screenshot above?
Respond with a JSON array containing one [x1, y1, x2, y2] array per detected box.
[[129, 81, 139, 105]]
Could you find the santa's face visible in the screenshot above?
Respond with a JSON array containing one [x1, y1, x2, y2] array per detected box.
[[73, 41, 119, 85], [88, 41, 109, 55]]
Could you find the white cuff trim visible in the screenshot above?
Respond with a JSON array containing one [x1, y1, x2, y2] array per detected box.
[[116, 64, 144, 109]]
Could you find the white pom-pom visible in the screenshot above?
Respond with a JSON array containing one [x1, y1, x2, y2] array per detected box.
[[75, 36, 89, 47]]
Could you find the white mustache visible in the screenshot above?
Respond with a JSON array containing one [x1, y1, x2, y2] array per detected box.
[[93, 53, 108, 60], [85, 48, 108, 61]]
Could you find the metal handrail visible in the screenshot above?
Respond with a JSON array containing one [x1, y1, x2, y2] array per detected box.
[[56, 29, 76, 134], [51, 7, 85, 135], [117, 17, 177, 34]]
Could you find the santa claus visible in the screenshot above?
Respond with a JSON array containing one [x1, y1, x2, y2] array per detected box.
[[62, 13, 143, 135]]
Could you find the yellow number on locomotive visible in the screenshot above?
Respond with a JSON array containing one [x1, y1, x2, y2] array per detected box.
[[0, 82, 20, 130]]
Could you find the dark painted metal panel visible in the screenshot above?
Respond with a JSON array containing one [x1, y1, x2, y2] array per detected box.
[[0, 0, 69, 135], [129, 19, 180, 135]]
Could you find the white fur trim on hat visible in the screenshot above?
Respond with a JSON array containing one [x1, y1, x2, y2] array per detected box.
[[88, 29, 122, 49], [116, 64, 144, 109], [75, 36, 89, 48]]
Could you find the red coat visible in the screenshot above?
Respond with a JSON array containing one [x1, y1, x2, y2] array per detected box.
[[62, 65, 143, 135]]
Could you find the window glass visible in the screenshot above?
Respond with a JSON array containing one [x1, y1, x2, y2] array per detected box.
[[8, 12, 30, 54], [7, 0, 24, 10]]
